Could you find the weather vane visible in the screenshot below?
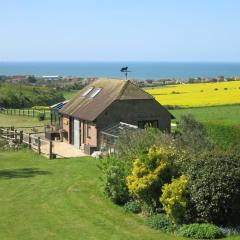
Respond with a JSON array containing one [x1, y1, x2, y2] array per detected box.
[[120, 66, 131, 80]]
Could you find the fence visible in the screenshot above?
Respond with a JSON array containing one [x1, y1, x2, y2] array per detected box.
[[0, 108, 51, 120], [0, 127, 55, 159]]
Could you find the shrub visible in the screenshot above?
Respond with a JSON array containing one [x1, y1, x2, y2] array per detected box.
[[175, 115, 212, 153], [145, 214, 176, 232], [99, 128, 176, 206], [0, 139, 7, 148], [98, 155, 130, 205], [115, 127, 174, 163], [178, 223, 224, 239], [160, 175, 188, 224], [127, 145, 177, 209], [38, 112, 45, 121], [187, 149, 240, 225], [220, 226, 240, 236], [123, 201, 141, 214]]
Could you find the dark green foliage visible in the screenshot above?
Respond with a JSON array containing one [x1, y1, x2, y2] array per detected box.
[[123, 201, 141, 214], [0, 83, 64, 108], [177, 223, 224, 239], [186, 149, 240, 225], [175, 115, 212, 153], [145, 214, 176, 232], [98, 156, 130, 205]]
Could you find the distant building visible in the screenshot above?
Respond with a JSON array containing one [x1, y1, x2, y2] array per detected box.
[[42, 75, 62, 81]]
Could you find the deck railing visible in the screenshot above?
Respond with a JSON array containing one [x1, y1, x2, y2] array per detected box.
[[0, 127, 55, 159]]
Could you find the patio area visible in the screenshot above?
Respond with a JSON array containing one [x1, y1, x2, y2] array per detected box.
[[37, 138, 87, 158]]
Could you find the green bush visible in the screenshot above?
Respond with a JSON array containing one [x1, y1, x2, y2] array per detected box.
[[186, 149, 240, 225], [0, 139, 7, 148], [178, 223, 224, 239], [98, 156, 130, 205], [0, 83, 64, 108], [115, 127, 174, 163], [175, 115, 212, 153], [123, 201, 141, 214], [145, 214, 176, 232]]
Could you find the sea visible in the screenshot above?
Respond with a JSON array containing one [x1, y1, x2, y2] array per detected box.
[[0, 62, 240, 80]]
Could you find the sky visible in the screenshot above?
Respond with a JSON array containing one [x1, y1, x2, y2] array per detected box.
[[1, 0, 240, 62]]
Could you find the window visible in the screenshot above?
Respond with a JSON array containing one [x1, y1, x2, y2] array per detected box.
[[138, 120, 158, 129], [87, 125, 91, 138], [82, 87, 94, 97], [90, 88, 102, 98]]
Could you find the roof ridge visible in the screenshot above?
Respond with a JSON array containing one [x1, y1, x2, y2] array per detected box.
[[129, 81, 154, 99], [116, 80, 130, 99]]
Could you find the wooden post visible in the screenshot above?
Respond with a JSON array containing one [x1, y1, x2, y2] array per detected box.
[[19, 131, 23, 144], [28, 133, 31, 148], [14, 129, 17, 141], [38, 137, 41, 154], [10, 126, 14, 139], [49, 141, 53, 159], [33, 109, 35, 118], [6, 128, 9, 139]]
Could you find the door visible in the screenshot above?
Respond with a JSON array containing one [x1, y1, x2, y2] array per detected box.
[[74, 118, 80, 149], [70, 117, 74, 144]]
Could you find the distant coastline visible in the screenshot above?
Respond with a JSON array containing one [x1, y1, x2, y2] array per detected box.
[[1, 62, 240, 80]]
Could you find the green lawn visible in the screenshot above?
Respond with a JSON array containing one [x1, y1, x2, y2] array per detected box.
[[171, 105, 240, 148], [0, 150, 179, 240], [0, 152, 240, 239], [170, 105, 240, 125], [0, 113, 49, 132]]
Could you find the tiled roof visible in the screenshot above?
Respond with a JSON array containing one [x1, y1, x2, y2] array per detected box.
[[60, 78, 172, 121]]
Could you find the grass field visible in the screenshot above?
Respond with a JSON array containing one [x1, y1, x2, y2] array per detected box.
[[145, 81, 240, 107], [171, 105, 240, 125], [171, 105, 240, 148], [0, 150, 179, 240], [0, 113, 49, 132], [0, 150, 239, 240]]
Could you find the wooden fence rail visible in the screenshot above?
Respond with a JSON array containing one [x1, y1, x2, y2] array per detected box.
[[0, 108, 51, 120], [0, 127, 54, 159]]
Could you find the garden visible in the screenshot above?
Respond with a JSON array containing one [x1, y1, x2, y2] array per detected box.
[[98, 115, 240, 239]]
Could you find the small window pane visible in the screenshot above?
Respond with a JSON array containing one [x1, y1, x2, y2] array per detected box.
[[90, 88, 102, 98], [82, 87, 94, 97]]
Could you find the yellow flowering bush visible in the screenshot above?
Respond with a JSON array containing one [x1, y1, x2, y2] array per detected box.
[[160, 175, 188, 224], [127, 145, 177, 208]]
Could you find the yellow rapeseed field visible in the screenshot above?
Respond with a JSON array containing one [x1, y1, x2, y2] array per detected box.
[[145, 81, 240, 107]]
